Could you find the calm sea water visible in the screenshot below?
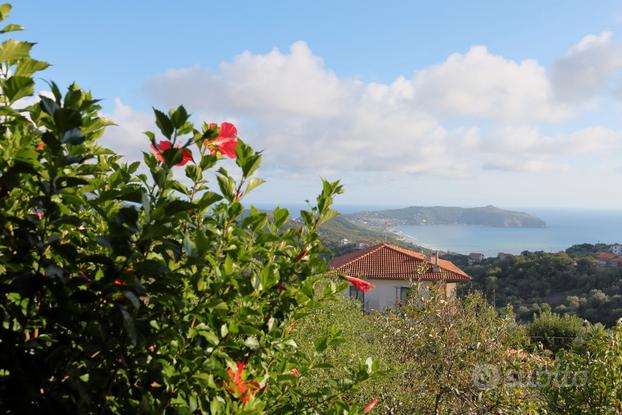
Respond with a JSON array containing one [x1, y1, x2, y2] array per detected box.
[[397, 208, 622, 256], [251, 204, 622, 256]]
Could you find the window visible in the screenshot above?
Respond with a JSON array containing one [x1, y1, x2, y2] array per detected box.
[[396, 286, 409, 303], [349, 286, 364, 302]]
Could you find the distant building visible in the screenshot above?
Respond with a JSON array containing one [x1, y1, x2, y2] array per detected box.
[[609, 244, 622, 256], [468, 253, 485, 265], [330, 243, 470, 311], [497, 252, 513, 259], [339, 238, 350, 246], [594, 252, 622, 268], [356, 241, 370, 249]]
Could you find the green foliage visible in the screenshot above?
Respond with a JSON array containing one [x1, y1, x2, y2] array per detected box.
[[465, 249, 622, 326], [528, 310, 588, 353], [540, 321, 622, 414], [295, 288, 545, 414], [0, 5, 377, 413]]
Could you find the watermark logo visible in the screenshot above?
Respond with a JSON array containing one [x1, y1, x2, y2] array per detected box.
[[472, 364, 588, 389]]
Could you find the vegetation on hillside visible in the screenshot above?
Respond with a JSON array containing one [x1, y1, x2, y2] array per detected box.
[[347, 205, 546, 228], [295, 287, 622, 414], [459, 245, 622, 326], [319, 215, 430, 256]]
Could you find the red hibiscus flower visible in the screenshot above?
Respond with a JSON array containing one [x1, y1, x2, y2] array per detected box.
[[206, 122, 238, 158], [114, 280, 127, 286], [35, 142, 46, 151], [227, 361, 260, 403], [150, 140, 193, 166], [363, 399, 378, 413], [344, 275, 376, 293], [290, 368, 300, 377], [32, 209, 43, 220]]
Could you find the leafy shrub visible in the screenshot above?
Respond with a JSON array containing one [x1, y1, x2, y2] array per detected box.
[[540, 321, 622, 414], [528, 310, 586, 353], [296, 287, 544, 414], [0, 4, 376, 413]]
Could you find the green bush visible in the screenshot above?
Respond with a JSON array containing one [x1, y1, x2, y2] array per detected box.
[[540, 321, 622, 414], [528, 310, 586, 353], [296, 287, 545, 414], [0, 4, 377, 413]]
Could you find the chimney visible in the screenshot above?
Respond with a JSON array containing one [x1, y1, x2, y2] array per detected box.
[[433, 250, 440, 273]]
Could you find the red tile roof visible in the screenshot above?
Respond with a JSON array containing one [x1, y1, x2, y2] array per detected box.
[[595, 252, 619, 261], [330, 243, 471, 282]]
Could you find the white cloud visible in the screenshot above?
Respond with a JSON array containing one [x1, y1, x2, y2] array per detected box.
[[410, 46, 569, 122], [551, 31, 622, 102], [101, 98, 154, 161], [483, 159, 567, 173], [141, 42, 587, 177], [482, 125, 621, 156], [92, 39, 620, 181]]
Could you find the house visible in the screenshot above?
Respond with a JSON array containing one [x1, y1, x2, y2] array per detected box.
[[609, 244, 622, 256], [468, 252, 485, 265], [497, 252, 513, 259], [330, 243, 471, 311], [594, 251, 622, 268]]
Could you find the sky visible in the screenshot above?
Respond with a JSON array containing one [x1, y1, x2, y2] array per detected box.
[[12, 1, 622, 209]]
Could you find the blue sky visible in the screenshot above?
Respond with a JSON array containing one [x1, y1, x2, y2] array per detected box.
[[12, 1, 622, 208]]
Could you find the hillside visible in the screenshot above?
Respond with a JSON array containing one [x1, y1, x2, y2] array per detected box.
[[458, 244, 622, 326], [318, 215, 431, 256], [347, 205, 546, 228]]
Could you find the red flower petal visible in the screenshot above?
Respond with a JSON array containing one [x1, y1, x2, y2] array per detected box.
[[151, 140, 192, 166], [363, 399, 378, 413], [205, 122, 238, 158], [176, 148, 193, 166], [345, 275, 376, 293], [150, 142, 166, 163], [114, 280, 126, 286], [226, 360, 259, 403], [35, 142, 46, 152], [220, 122, 237, 138], [290, 368, 300, 377]]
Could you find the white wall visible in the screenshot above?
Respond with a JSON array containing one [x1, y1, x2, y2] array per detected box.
[[345, 279, 456, 312]]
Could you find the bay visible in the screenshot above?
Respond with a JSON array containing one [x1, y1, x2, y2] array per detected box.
[[397, 208, 622, 257]]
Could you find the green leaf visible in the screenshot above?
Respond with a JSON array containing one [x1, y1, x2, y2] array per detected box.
[[39, 96, 59, 115], [0, 4, 11, 22], [61, 128, 84, 145], [273, 207, 290, 228], [54, 108, 82, 132], [0, 39, 32, 61], [314, 335, 328, 353], [244, 336, 259, 350], [14, 59, 49, 77], [165, 200, 196, 215], [153, 108, 174, 138], [259, 264, 279, 290], [2, 75, 33, 102], [170, 105, 190, 129], [244, 177, 265, 195], [198, 330, 220, 346], [216, 174, 236, 202], [0, 23, 23, 34], [197, 191, 222, 209]]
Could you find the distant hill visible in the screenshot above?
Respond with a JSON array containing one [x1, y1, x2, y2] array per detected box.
[[346, 205, 546, 228], [317, 215, 431, 256]]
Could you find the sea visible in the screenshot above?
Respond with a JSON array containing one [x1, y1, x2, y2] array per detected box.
[[252, 203, 622, 257], [396, 208, 622, 257]]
